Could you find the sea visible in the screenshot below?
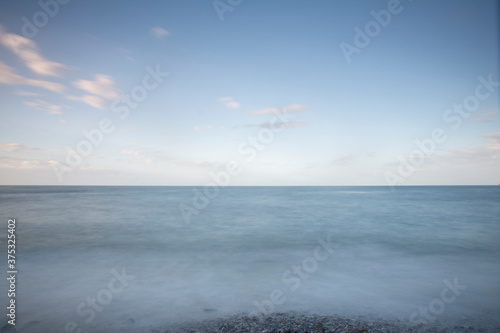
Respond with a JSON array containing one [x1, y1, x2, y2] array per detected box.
[[0, 185, 499, 332]]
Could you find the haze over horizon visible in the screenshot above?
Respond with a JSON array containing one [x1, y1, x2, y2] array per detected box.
[[0, 0, 499, 186]]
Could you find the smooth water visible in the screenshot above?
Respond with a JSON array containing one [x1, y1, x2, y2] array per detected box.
[[0, 186, 499, 332]]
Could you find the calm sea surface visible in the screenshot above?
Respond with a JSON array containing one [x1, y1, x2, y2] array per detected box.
[[0, 186, 499, 332]]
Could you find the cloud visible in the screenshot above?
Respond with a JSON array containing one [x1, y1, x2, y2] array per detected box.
[[440, 145, 499, 166], [67, 94, 108, 110], [235, 121, 308, 130], [151, 26, 170, 38], [0, 143, 43, 153], [70, 74, 120, 109], [435, 132, 500, 167], [225, 101, 241, 108], [252, 104, 308, 115], [0, 155, 65, 170], [166, 159, 222, 169], [0, 60, 66, 93], [331, 155, 354, 166], [194, 125, 214, 132], [472, 109, 499, 123], [252, 107, 278, 115], [0, 144, 57, 171], [481, 132, 500, 144], [120, 148, 159, 165], [23, 99, 63, 115], [218, 96, 241, 109], [73, 74, 120, 100], [121, 149, 142, 157], [192, 160, 221, 168], [260, 121, 308, 129], [286, 104, 310, 112], [15, 90, 41, 96], [117, 48, 136, 61], [0, 25, 67, 77], [0, 157, 45, 169]]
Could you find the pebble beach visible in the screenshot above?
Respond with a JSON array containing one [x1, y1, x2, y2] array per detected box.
[[163, 312, 500, 333]]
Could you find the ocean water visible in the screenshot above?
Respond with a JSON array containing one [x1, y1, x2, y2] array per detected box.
[[0, 186, 499, 332]]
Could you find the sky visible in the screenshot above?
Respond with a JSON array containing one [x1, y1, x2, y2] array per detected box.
[[0, 0, 498, 186]]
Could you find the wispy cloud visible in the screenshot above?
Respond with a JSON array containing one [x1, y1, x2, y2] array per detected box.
[[331, 155, 354, 166], [472, 109, 499, 123], [260, 121, 308, 129], [0, 25, 67, 77], [0, 142, 43, 153], [23, 99, 63, 115], [67, 95, 108, 110], [0, 155, 67, 170], [15, 90, 41, 96], [0, 157, 45, 169], [117, 48, 136, 61], [70, 74, 120, 109], [481, 132, 500, 144], [121, 148, 158, 165], [150, 26, 170, 39], [0, 60, 66, 93], [73, 74, 120, 100], [194, 125, 214, 132], [235, 121, 309, 130], [170, 159, 223, 169], [433, 132, 500, 168], [218, 96, 240, 109], [121, 148, 142, 157], [252, 104, 309, 115]]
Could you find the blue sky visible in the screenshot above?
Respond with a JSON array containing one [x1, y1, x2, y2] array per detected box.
[[0, 0, 498, 185]]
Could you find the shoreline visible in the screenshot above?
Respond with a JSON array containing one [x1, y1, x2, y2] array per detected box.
[[162, 312, 500, 333]]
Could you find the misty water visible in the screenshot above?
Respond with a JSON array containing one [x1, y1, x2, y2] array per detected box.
[[0, 186, 499, 332]]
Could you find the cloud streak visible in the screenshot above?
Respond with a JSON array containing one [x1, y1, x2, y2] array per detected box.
[[15, 90, 41, 96], [252, 104, 309, 115], [472, 109, 499, 123], [73, 74, 120, 100], [194, 125, 215, 132], [331, 155, 354, 166], [433, 132, 500, 168], [260, 121, 308, 129], [0, 143, 43, 153], [69, 74, 121, 109], [0, 25, 67, 77], [151, 26, 170, 38], [23, 99, 63, 115], [218, 96, 241, 109], [0, 60, 66, 93], [67, 95, 108, 110]]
